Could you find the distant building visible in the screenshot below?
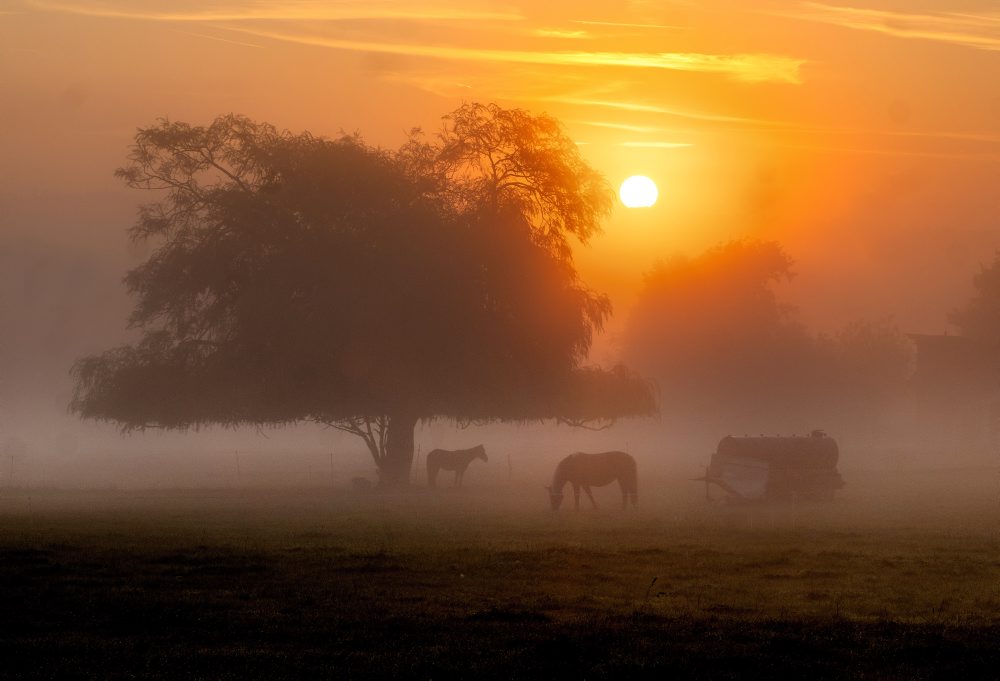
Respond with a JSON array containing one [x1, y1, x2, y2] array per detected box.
[[908, 334, 1000, 449]]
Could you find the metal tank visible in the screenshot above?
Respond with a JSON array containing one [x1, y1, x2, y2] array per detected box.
[[699, 430, 844, 502]]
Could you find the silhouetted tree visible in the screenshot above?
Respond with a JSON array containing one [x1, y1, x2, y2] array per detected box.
[[430, 102, 612, 255], [71, 110, 654, 485], [624, 240, 821, 434], [824, 319, 913, 440], [625, 239, 916, 445], [950, 252, 1000, 345]]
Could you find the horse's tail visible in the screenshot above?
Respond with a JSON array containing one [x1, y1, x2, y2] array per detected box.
[[427, 451, 439, 488]]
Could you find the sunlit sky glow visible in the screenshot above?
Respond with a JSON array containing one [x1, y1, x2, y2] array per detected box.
[[2, 0, 999, 352]]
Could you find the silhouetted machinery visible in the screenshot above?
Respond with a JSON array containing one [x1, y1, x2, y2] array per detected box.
[[699, 430, 845, 502]]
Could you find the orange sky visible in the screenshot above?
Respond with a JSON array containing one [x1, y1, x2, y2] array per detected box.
[[2, 0, 999, 357]]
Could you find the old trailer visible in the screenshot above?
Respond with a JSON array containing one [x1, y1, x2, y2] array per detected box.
[[699, 430, 845, 502]]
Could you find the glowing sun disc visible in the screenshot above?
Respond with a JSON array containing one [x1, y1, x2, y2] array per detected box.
[[619, 175, 658, 208]]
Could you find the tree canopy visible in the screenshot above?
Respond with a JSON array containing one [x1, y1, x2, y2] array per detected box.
[[72, 108, 655, 484], [623, 239, 912, 442], [822, 319, 913, 439], [624, 239, 812, 416], [950, 252, 1000, 345], [431, 102, 613, 255]]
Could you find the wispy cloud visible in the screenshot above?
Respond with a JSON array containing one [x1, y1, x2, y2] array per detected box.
[[576, 121, 664, 133], [552, 97, 1000, 142], [543, 97, 783, 126], [171, 29, 265, 49], [572, 19, 687, 30], [25, 1, 803, 83], [533, 28, 590, 39], [782, 3, 1000, 51], [780, 142, 1000, 162], [619, 141, 693, 148], [26, 0, 523, 23], [379, 71, 475, 99], [224, 27, 805, 83]]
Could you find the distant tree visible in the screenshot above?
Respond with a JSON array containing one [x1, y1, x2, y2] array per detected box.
[[824, 319, 914, 439], [950, 252, 1000, 344], [71, 110, 654, 486], [623, 239, 821, 431]]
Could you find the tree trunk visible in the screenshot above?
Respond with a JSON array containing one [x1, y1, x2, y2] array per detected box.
[[378, 412, 418, 488]]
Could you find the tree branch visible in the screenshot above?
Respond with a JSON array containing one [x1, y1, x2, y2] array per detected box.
[[556, 417, 617, 431], [313, 417, 381, 465]]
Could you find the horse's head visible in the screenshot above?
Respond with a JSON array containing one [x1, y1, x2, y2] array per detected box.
[[545, 485, 563, 511], [476, 444, 488, 462]]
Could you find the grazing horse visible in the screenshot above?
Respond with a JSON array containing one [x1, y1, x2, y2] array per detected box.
[[547, 451, 637, 511], [427, 445, 488, 488]]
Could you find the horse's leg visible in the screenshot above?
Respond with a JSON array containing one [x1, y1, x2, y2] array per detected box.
[[618, 480, 627, 509], [583, 486, 598, 509], [572, 483, 580, 511]]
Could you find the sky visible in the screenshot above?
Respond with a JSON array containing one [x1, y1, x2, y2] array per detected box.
[[1, 0, 999, 455]]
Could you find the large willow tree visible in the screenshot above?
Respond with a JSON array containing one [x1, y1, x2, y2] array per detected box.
[[72, 105, 655, 485]]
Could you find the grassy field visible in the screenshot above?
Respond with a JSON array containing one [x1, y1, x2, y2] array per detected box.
[[3, 468, 1000, 679]]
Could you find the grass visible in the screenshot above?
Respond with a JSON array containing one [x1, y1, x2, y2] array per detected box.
[[2, 469, 1000, 678]]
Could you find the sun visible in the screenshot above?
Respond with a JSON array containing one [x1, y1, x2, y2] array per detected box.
[[619, 175, 658, 208]]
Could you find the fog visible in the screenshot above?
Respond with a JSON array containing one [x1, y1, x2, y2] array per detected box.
[[2, 179, 998, 490], [2, 1, 999, 496], [8, 5, 1000, 678]]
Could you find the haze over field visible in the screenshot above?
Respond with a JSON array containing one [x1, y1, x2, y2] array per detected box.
[[6, 4, 1000, 677], [1, 0, 999, 486]]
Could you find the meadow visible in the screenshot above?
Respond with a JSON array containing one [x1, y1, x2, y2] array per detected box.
[[3, 467, 1000, 679]]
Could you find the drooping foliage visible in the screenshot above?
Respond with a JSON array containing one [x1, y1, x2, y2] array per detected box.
[[72, 109, 654, 482]]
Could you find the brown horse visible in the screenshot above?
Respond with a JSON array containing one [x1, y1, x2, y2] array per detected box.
[[427, 445, 488, 488], [547, 451, 637, 511]]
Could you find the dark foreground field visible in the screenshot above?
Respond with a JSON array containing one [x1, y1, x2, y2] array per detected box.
[[3, 468, 1000, 679]]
